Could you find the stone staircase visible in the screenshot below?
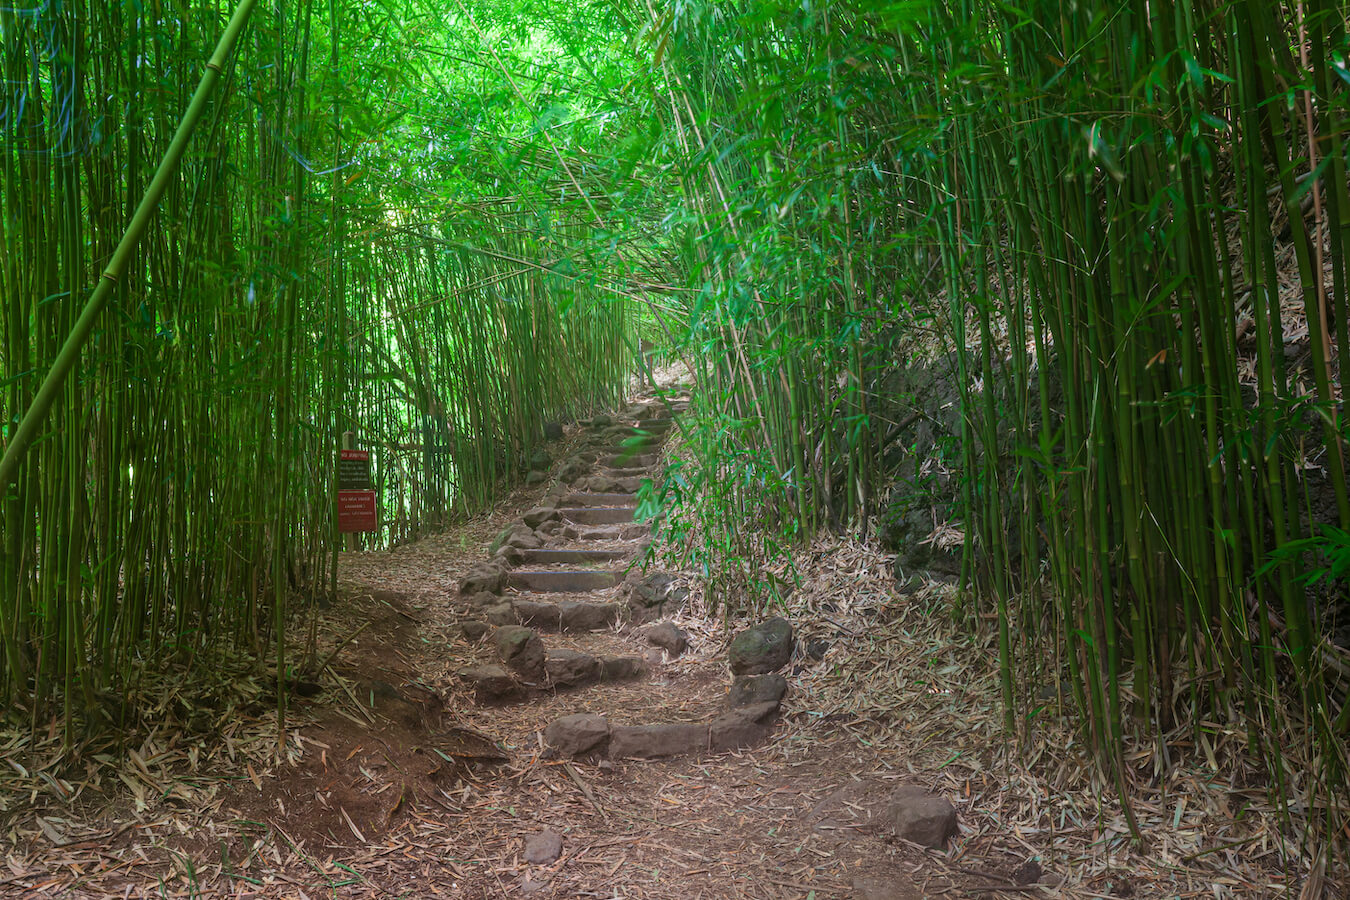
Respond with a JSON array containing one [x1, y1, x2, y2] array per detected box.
[[453, 390, 791, 761]]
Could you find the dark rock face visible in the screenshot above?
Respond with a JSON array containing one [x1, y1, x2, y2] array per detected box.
[[709, 701, 779, 752], [544, 713, 610, 757], [460, 665, 518, 702], [883, 785, 958, 849], [642, 622, 689, 657], [728, 673, 788, 708], [609, 723, 707, 758], [545, 649, 601, 687], [524, 829, 563, 865], [728, 617, 794, 675], [494, 626, 545, 682]]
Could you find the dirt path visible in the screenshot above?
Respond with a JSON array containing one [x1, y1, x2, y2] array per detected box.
[[0, 386, 1321, 898]]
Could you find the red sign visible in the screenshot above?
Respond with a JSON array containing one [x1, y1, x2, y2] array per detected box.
[[338, 489, 378, 532]]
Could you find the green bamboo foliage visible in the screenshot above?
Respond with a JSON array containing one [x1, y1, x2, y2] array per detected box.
[[648, 0, 1350, 846], [0, 0, 642, 733]]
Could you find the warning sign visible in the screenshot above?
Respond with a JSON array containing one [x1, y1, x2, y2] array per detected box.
[[338, 490, 377, 533], [338, 449, 371, 490]]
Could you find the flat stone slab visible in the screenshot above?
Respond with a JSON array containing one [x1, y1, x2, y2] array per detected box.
[[519, 548, 633, 565], [508, 570, 624, 592], [610, 723, 708, 759], [603, 467, 649, 479], [559, 507, 635, 525], [634, 419, 674, 431], [559, 492, 637, 507], [545, 713, 610, 756], [514, 600, 622, 631]]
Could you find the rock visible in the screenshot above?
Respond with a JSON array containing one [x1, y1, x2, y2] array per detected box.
[[543, 422, 564, 441], [558, 459, 590, 484], [544, 713, 610, 757], [545, 649, 600, 687], [529, 448, 552, 471], [494, 626, 545, 681], [625, 572, 688, 610], [523, 507, 558, 528], [642, 622, 688, 657], [728, 617, 794, 675], [883, 785, 958, 849], [618, 524, 650, 540], [559, 601, 620, 631], [460, 665, 518, 702], [483, 602, 517, 626], [728, 673, 788, 708], [506, 530, 544, 550], [609, 723, 707, 759], [523, 828, 563, 865], [491, 520, 531, 555], [525, 470, 548, 486], [590, 414, 613, 427], [460, 621, 493, 642], [599, 656, 644, 681], [493, 544, 524, 565], [709, 701, 779, 752], [535, 520, 563, 538], [1011, 859, 1042, 885], [806, 639, 830, 660], [584, 474, 624, 493], [513, 600, 563, 628], [460, 562, 507, 596], [466, 590, 504, 609]]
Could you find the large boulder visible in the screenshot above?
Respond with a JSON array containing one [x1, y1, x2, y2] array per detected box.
[[494, 626, 545, 682], [727, 617, 794, 675], [883, 785, 958, 849]]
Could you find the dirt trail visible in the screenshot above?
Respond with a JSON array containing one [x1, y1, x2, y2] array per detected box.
[[3, 384, 1304, 899]]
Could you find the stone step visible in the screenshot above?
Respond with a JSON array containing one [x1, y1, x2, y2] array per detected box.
[[560, 506, 635, 525], [508, 570, 623, 592], [513, 599, 622, 631], [562, 523, 650, 542], [635, 419, 674, 431], [602, 453, 660, 468], [559, 492, 637, 507], [520, 548, 634, 565], [603, 467, 649, 479]]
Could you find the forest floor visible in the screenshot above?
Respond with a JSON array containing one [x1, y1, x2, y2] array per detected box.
[[0, 385, 1337, 899]]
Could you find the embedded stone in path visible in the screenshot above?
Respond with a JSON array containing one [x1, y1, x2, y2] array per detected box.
[[728, 673, 788, 708], [460, 620, 493, 642], [490, 523, 534, 555], [560, 491, 636, 507], [512, 600, 622, 632], [602, 453, 660, 468], [559, 506, 634, 526], [641, 621, 689, 657], [728, 617, 794, 675], [883, 785, 959, 849], [460, 562, 508, 596], [609, 723, 708, 759], [558, 458, 590, 484], [545, 649, 601, 687], [523, 829, 563, 865], [562, 523, 649, 542], [507, 570, 624, 593], [598, 656, 644, 680], [544, 713, 610, 757], [494, 625, 545, 682], [523, 506, 559, 528], [519, 548, 631, 566], [460, 665, 519, 703], [709, 701, 780, 752]]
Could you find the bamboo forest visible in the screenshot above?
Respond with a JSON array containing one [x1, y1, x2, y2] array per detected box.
[[1, 0, 1349, 896]]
